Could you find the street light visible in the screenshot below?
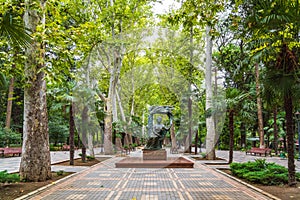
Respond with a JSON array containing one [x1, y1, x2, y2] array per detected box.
[[295, 111, 300, 161]]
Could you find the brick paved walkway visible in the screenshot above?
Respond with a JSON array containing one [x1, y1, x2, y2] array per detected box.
[[19, 156, 273, 200]]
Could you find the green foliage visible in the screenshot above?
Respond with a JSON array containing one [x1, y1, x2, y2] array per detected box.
[[0, 2, 32, 48], [78, 153, 95, 161], [56, 170, 64, 176], [0, 72, 8, 91], [132, 143, 138, 147], [230, 159, 300, 185], [0, 124, 21, 147], [49, 145, 61, 151], [87, 155, 95, 160], [113, 121, 126, 133], [48, 115, 69, 146], [0, 170, 20, 183]]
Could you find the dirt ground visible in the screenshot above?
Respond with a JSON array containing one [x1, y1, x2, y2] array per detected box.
[[256, 183, 300, 200], [0, 158, 106, 200], [191, 156, 225, 161], [221, 169, 300, 200], [0, 171, 73, 200], [55, 157, 109, 166]]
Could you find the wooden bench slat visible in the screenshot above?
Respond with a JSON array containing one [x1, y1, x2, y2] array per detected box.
[[0, 147, 22, 157], [246, 147, 272, 157]]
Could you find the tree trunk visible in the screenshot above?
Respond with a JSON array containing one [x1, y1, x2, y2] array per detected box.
[[187, 97, 193, 153], [184, 132, 191, 153], [112, 90, 118, 122], [88, 133, 95, 157], [20, 0, 51, 182], [124, 133, 130, 146], [205, 25, 216, 160], [240, 122, 246, 148], [85, 55, 94, 158], [69, 102, 75, 165], [103, 47, 121, 155], [127, 133, 133, 145], [255, 63, 265, 148], [194, 128, 198, 155], [116, 90, 127, 148], [229, 109, 234, 164], [5, 75, 14, 129], [186, 26, 193, 154], [81, 106, 88, 162], [115, 137, 122, 151], [170, 123, 177, 151], [104, 98, 114, 154], [284, 94, 296, 186], [273, 107, 279, 155]]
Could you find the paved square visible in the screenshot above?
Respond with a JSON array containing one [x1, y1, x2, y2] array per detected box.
[[21, 157, 273, 200]]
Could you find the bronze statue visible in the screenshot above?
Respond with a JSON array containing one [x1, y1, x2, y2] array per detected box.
[[145, 106, 173, 150]]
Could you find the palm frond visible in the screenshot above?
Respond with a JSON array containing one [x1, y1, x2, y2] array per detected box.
[[0, 72, 8, 90], [0, 12, 32, 48]]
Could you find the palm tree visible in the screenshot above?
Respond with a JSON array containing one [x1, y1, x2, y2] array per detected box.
[[237, 0, 299, 186], [226, 88, 249, 163], [249, 0, 299, 186], [1, 10, 32, 129], [265, 43, 299, 186]]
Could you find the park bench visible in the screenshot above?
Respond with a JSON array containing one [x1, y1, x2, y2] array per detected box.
[[62, 144, 70, 151], [246, 147, 272, 157], [0, 147, 22, 157], [62, 144, 78, 151], [119, 147, 130, 156]]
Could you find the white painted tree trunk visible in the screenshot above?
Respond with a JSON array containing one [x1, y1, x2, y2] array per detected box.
[[205, 25, 216, 160], [20, 0, 51, 181]]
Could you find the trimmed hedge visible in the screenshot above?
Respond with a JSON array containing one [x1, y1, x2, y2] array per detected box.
[[230, 159, 300, 185]]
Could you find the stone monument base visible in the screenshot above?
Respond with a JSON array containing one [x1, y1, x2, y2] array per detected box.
[[143, 149, 167, 160], [115, 157, 194, 168]]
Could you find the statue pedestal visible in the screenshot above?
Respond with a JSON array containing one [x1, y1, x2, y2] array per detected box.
[[143, 149, 167, 160]]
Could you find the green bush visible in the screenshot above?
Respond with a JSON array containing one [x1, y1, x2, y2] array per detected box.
[[0, 124, 22, 147], [56, 170, 64, 176], [87, 155, 95, 160], [78, 153, 95, 160], [132, 143, 138, 147], [0, 170, 20, 183], [49, 118, 69, 146], [49, 145, 61, 151], [230, 159, 299, 185]]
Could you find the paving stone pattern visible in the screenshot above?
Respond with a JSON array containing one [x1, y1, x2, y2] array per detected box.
[[23, 157, 272, 200]]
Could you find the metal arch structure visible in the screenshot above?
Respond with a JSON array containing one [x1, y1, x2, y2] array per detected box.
[[147, 106, 173, 138]]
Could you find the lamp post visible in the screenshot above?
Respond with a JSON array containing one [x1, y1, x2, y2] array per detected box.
[[295, 111, 300, 161]]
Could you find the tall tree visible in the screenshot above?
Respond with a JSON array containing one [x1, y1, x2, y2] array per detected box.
[[19, 0, 51, 181], [166, 0, 225, 158], [205, 24, 216, 159], [238, 0, 300, 186], [255, 63, 265, 148]]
